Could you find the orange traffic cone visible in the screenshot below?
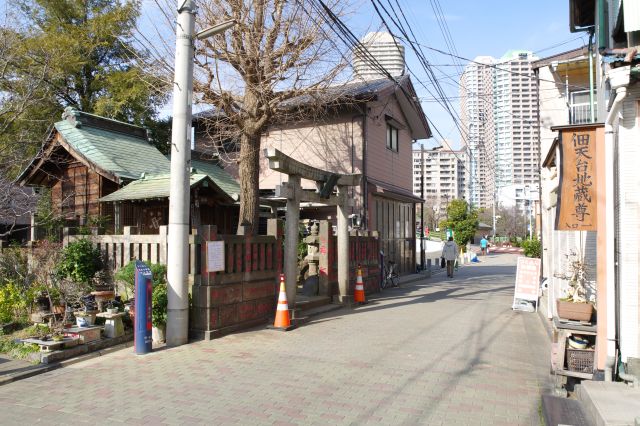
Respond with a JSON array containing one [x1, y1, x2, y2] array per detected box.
[[354, 265, 366, 304], [270, 274, 296, 331]]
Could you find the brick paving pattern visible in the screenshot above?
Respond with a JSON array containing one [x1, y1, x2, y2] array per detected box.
[[0, 253, 551, 425]]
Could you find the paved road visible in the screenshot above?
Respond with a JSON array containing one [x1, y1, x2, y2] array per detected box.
[[0, 253, 551, 425]]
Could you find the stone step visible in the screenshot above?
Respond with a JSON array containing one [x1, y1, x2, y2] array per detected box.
[[577, 380, 640, 426], [542, 394, 593, 426], [294, 296, 332, 312], [295, 304, 343, 325]]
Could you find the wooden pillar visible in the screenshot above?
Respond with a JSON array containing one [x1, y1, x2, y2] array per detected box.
[[30, 213, 36, 242], [284, 175, 301, 305], [595, 126, 607, 371], [337, 186, 350, 304], [114, 202, 121, 234]]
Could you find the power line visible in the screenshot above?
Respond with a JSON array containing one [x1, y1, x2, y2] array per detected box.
[[368, 0, 500, 189], [399, 36, 592, 92]]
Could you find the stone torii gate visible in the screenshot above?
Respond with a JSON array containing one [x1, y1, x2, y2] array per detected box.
[[265, 148, 361, 306]]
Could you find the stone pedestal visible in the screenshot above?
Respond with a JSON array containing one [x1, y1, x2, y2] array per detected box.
[[96, 312, 125, 338], [63, 326, 102, 343]]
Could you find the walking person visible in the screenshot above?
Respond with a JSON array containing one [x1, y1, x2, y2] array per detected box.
[[441, 236, 459, 278], [480, 236, 488, 256]]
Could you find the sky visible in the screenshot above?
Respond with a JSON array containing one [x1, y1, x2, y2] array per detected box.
[[343, 0, 586, 149], [0, 0, 584, 150]]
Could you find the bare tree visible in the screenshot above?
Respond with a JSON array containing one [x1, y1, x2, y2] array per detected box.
[[192, 0, 350, 235], [495, 205, 527, 240]]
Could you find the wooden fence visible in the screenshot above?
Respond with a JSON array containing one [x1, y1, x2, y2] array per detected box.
[[56, 219, 384, 338], [62, 221, 284, 339]]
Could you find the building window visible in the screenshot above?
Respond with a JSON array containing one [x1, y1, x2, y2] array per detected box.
[[386, 124, 398, 152]]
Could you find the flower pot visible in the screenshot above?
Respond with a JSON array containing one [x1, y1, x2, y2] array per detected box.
[[152, 324, 166, 344], [74, 311, 98, 327], [557, 300, 594, 322]]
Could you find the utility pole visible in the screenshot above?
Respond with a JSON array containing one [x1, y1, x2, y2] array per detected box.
[[525, 185, 532, 239], [492, 191, 496, 242], [420, 144, 425, 270], [166, 1, 235, 346], [166, 0, 197, 347]]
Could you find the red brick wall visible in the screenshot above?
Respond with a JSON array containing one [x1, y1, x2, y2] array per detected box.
[[190, 221, 283, 340]]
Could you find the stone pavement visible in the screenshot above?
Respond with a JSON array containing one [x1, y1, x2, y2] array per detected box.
[[0, 354, 48, 385], [0, 253, 553, 425]]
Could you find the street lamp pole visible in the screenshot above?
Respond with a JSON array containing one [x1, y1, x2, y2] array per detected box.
[[166, 0, 234, 346]]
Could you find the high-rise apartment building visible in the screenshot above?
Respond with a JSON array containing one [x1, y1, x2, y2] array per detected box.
[[460, 56, 495, 208], [353, 32, 405, 80], [460, 51, 540, 209], [412, 146, 467, 213]]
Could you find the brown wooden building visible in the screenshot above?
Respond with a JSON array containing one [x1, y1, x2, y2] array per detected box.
[[18, 108, 240, 235]]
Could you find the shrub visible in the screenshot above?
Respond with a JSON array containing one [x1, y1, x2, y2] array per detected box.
[[0, 282, 28, 324], [522, 238, 541, 258], [151, 282, 168, 328], [0, 247, 32, 290], [114, 261, 167, 300], [55, 239, 103, 284], [0, 324, 50, 359]]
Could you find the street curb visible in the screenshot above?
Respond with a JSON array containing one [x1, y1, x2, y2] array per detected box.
[[0, 339, 134, 386]]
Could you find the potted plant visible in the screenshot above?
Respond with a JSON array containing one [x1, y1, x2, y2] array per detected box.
[[74, 295, 99, 327], [151, 282, 167, 344], [557, 250, 595, 322]]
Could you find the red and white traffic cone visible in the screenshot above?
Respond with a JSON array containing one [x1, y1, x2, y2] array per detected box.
[[354, 265, 366, 304], [270, 274, 296, 331]]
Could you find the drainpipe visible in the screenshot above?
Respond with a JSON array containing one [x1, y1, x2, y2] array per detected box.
[[603, 65, 630, 381], [588, 29, 596, 123]]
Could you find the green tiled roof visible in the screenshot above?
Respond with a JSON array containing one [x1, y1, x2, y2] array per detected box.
[[55, 119, 170, 182], [190, 158, 240, 199], [99, 173, 211, 202]]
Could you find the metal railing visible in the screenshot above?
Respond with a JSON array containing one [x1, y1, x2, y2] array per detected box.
[[570, 90, 597, 125]]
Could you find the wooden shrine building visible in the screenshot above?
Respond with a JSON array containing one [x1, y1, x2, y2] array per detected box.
[[17, 108, 240, 235]]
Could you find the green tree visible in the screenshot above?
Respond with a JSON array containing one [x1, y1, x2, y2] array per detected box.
[[439, 199, 479, 247], [0, 0, 170, 234], [0, 0, 169, 177]]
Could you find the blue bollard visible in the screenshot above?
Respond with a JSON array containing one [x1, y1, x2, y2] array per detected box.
[[134, 261, 153, 354]]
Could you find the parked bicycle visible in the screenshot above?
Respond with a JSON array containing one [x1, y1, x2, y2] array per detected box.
[[379, 251, 399, 289]]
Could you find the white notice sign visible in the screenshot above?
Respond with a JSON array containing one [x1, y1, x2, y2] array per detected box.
[[206, 241, 225, 272], [512, 257, 541, 312]]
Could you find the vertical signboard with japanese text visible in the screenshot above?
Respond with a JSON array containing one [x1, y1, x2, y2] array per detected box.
[[555, 125, 603, 231]]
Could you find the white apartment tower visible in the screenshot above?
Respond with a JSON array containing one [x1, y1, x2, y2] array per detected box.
[[494, 51, 540, 191], [353, 32, 405, 80], [460, 51, 540, 209], [412, 146, 467, 213], [460, 56, 495, 208]]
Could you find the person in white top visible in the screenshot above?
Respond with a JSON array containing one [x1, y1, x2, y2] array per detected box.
[[441, 236, 459, 278]]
